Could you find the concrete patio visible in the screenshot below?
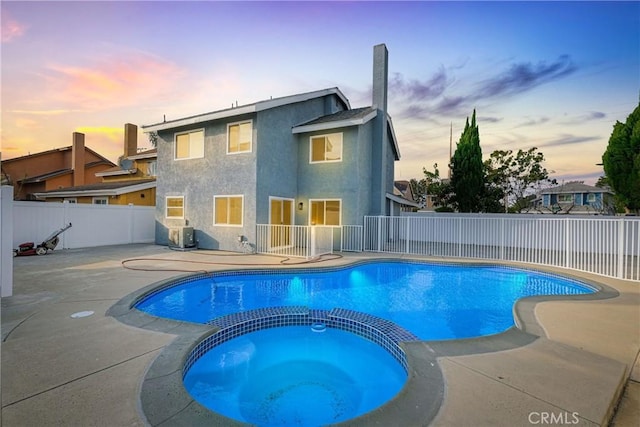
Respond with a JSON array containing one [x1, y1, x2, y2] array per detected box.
[[1, 244, 638, 426]]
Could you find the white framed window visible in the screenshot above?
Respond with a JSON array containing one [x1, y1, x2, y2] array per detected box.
[[63, 198, 77, 204], [587, 193, 596, 203], [310, 133, 343, 163], [309, 199, 341, 226], [92, 197, 108, 205], [558, 194, 573, 203], [227, 120, 252, 154], [166, 196, 184, 219], [214, 195, 243, 226], [174, 129, 204, 160]]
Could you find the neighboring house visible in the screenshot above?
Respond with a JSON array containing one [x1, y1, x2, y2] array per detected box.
[[538, 181, 615, 215], [394, 180, 420, 211], [1, 133, 115, 200], [144, 44, 412, 251], [33, 124, 157, 206]]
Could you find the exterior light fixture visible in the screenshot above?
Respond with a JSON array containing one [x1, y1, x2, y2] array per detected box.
[[298, 202, 303, 210]]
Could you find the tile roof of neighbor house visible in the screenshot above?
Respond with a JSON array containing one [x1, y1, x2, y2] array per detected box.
[[542, 182, 612, 194], [33, 178, 156, 198], [1, 145, 115, 166], [142, 88, 351, 132], [18, 161, 111, 184]]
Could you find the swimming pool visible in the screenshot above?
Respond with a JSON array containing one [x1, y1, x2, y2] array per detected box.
[[136, 260, 595, 340]]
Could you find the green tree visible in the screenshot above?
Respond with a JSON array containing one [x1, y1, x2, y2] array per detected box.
[[595, 175, 627, 214], [450, 110, 484, 212], [424, 163, 455, 210], [484, 147, 556, 213], [602, 102, 640, 214]]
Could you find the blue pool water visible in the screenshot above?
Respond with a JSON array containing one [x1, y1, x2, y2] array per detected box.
[[183, 326, 406, 425], [137, 261, 594, 340]]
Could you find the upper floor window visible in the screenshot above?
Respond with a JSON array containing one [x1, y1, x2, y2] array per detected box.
[[310, 133, 342, 163], [310, 199, 341, 226], [166, 196, 184, 219], [214, 195, 243, 226], [63, 198, 77, 204], [175, 129, 204, 160], [93, 197, 108, 205], [227, 121, 252, 154], [558, 194, 573, 203], [587, 193, 596, 203]]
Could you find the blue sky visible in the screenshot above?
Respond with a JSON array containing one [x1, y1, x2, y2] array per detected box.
[[2, 1, 638, 185]]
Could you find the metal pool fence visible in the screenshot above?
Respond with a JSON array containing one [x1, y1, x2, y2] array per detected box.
[[363, 215, 640, 281], [256, 216, 639, 281]]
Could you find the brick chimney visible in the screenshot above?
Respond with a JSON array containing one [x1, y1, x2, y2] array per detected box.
[[124, 123, 138, 158], [71, 132, 85, 186]]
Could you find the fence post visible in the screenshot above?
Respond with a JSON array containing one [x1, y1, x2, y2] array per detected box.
[[617, 218, 625, 279], [457, 217, 462, 257], [500, 217, 505, 260], [405, 216, 410, 254], [377, 217, 382, 252], [128, 203, 135, 244], [564, 217, 571, 269], [62, 200, 71, 249]]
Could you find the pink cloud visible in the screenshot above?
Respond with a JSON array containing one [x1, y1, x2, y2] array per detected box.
[[1, 12, 27, 43], [45, 52, 185, 110]]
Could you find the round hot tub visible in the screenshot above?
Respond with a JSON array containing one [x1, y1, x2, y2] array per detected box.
[[183, 325, 407, 426]]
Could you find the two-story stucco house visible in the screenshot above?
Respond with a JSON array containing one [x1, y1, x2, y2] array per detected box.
[[143, 44, 415, 251]]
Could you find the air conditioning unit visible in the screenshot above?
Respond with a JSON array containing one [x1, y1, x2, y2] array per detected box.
[[168, 226, 195, 249]]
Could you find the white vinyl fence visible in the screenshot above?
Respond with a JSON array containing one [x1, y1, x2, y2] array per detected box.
[[364, 214, 640, 281], [13, 202, 155, 249]]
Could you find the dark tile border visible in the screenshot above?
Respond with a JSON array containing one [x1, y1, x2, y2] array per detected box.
[[107, 258, 619, 426]]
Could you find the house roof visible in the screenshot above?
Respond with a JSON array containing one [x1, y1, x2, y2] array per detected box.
[[541, 182, 612, 194], [1, 145, 115, 166], [292, 107, 376, 132], [292, 107, 401, 161], [142, 88, 351, 133], [32, 178, 156, 198], [17, 160, 115, 184], [95, 167, 138, 177], [394, 180, 415, 201], [127, 148, 157, 160], [386, 192, 420, 208]]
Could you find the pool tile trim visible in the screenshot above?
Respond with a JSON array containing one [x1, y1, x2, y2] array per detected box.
[[183, 307, 419, 378]]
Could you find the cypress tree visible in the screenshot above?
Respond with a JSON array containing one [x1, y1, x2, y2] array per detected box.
[[451, 110, 484, 212]]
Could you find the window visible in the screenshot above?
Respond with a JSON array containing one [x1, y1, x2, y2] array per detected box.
[[175, 129, 204, 160], [63, 198, 77, 204], [227, 121, 252, 154], [214, 195, 243, 226], [587, 193, 596, 203], [558, 194, 573, 203], [166, 196, 184, 219], [147, 160, 157, 177], [92, 197, 108, 205], [310, 133, 342, 163], [310, 199, 341, 226]]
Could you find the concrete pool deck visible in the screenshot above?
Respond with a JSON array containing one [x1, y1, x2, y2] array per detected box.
[[1, 243, 638, 426]]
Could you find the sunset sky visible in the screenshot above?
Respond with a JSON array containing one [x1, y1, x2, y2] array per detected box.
[[2, 1, 638, 185]]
